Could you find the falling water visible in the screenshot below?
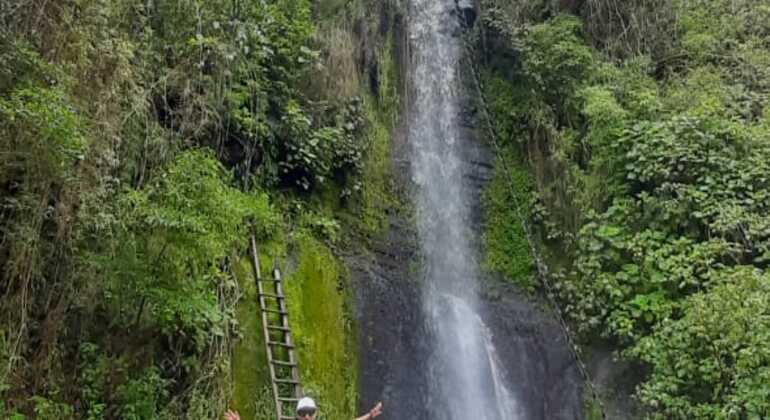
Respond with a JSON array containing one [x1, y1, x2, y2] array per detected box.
[[408, 0, 521, 419]]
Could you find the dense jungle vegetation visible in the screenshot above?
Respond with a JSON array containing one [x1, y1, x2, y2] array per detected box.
[[4, 0, 770, 418], [479, 0, 770, 418], [0, 0, 401, 417]]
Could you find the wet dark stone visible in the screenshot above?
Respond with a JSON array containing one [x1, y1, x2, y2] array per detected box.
[[458, 72, 584, 419], [349, 217, 431, 420], [456, 0, 477, 28], [350, 3, 585, 419]]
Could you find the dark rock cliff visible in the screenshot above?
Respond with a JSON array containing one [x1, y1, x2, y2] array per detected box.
[[349, 3, 586, 419]]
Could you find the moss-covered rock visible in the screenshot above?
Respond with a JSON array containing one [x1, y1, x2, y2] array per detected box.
[[231, 258, 273, 419], [285, 233, 358, 419], [482, 147, 536, 289]]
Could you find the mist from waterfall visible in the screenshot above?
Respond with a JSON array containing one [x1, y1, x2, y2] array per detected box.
[[407, 0, 521, 419]]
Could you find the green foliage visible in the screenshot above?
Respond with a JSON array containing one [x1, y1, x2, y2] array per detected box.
[[0, 86, 86, 177], [0, 50, 91, 413], [482, 72, 538, 145], [0, 330, 11, 394], [579, 85, 628, 148], [483, 146, 536, 289], [98, 150, 274, 350], [0, 40, 61, 94], [582, 0, 678, 60], [306, 25, 361, 101], [592, 58, 662, 120], [358, 97, 397, 235], [281, 101, 338, 190], [480, 1, 770, 417], [0, 0, 392, 415], [116, 367, 169, 420], [231, 259, 273, 420], [617, 116, 770, 263], [478, 73, 539, 289], [521, 15, 594, 113], [630, 268, 770, 419], [677, 0, 770, 63], [355, 33, 401, 235], [250, 385, 278, 420], [299, 211, 341, 243], [31, 397, 74, 420], [566, 210, 732, 340], [285, 234, 357, 420], [585, 396, 604, 420], [78, 343, 107, 420], [0, 85, 87, 259], [278, 98, 367, 192]]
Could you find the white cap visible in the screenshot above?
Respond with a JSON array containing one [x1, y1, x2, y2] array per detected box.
[[296, 397, 317, 412]]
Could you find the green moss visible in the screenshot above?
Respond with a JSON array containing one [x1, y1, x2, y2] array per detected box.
[[482, 145, 536, 289], [284, 234, 357, 419], [480, 73, 536, 289], [230, 6, 403, 417], [585, 396, 604, 420], [314, 0, 351, 22], [232, 212, 360, 420], [231, 230, 288, 419], [377, 37, 401, 126], [358, 35, 402, 236], [481, 71, 539, 144], [358, 99, 395, 235], [231, 258, 271, 419]]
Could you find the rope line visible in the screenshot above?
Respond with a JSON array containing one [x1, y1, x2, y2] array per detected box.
[[456, 17, 608, 419]]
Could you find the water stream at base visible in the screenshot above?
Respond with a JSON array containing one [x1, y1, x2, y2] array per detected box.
[[408, 0, 522, 419]]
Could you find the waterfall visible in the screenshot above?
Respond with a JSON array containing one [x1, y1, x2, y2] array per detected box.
[[407, 0, 522, 418]]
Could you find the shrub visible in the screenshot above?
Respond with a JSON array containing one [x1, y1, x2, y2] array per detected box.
[[98, 150, 277, 350], [630, 268, 770, 419], [522, 15, 594, 113], [116, 367, 169, 420]]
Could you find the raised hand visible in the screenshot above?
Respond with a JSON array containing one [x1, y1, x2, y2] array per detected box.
[[224, 410, 241, 420], [369, 402, 383, 418]]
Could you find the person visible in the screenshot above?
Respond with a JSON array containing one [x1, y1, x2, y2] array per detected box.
[[224, 397, 383, 420], [354, 400, 383, 420]]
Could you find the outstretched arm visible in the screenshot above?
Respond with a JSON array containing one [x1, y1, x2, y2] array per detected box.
[[224, 410, 240, 420], [354, 402, 383, 420]]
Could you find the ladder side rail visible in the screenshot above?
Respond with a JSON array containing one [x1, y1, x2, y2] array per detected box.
[[273, 268, 302, 398], [250, 235, 283, 420]]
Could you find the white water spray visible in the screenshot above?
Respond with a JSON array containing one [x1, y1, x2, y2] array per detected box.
[[407, 0, 521, 419]]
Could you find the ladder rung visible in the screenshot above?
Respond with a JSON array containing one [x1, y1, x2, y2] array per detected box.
[[267, 340, 294, 348], [262, 308, 288, 315], [271, 360, 297, 366], [267, 325, 291, 331], [252, 240, 300, 420]]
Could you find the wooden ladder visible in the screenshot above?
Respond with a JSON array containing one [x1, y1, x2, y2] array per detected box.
[[249, 235, 303, 420]]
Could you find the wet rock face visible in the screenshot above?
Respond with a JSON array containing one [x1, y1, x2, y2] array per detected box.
[[351, 94, 585, 420], [348, 216, 431, 420], [480, 283, 586, 420], [351, 2, 584, 418], [586, 343, 644, 419], [455, 0, 477, 28], [457, 79, 585, 420]]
